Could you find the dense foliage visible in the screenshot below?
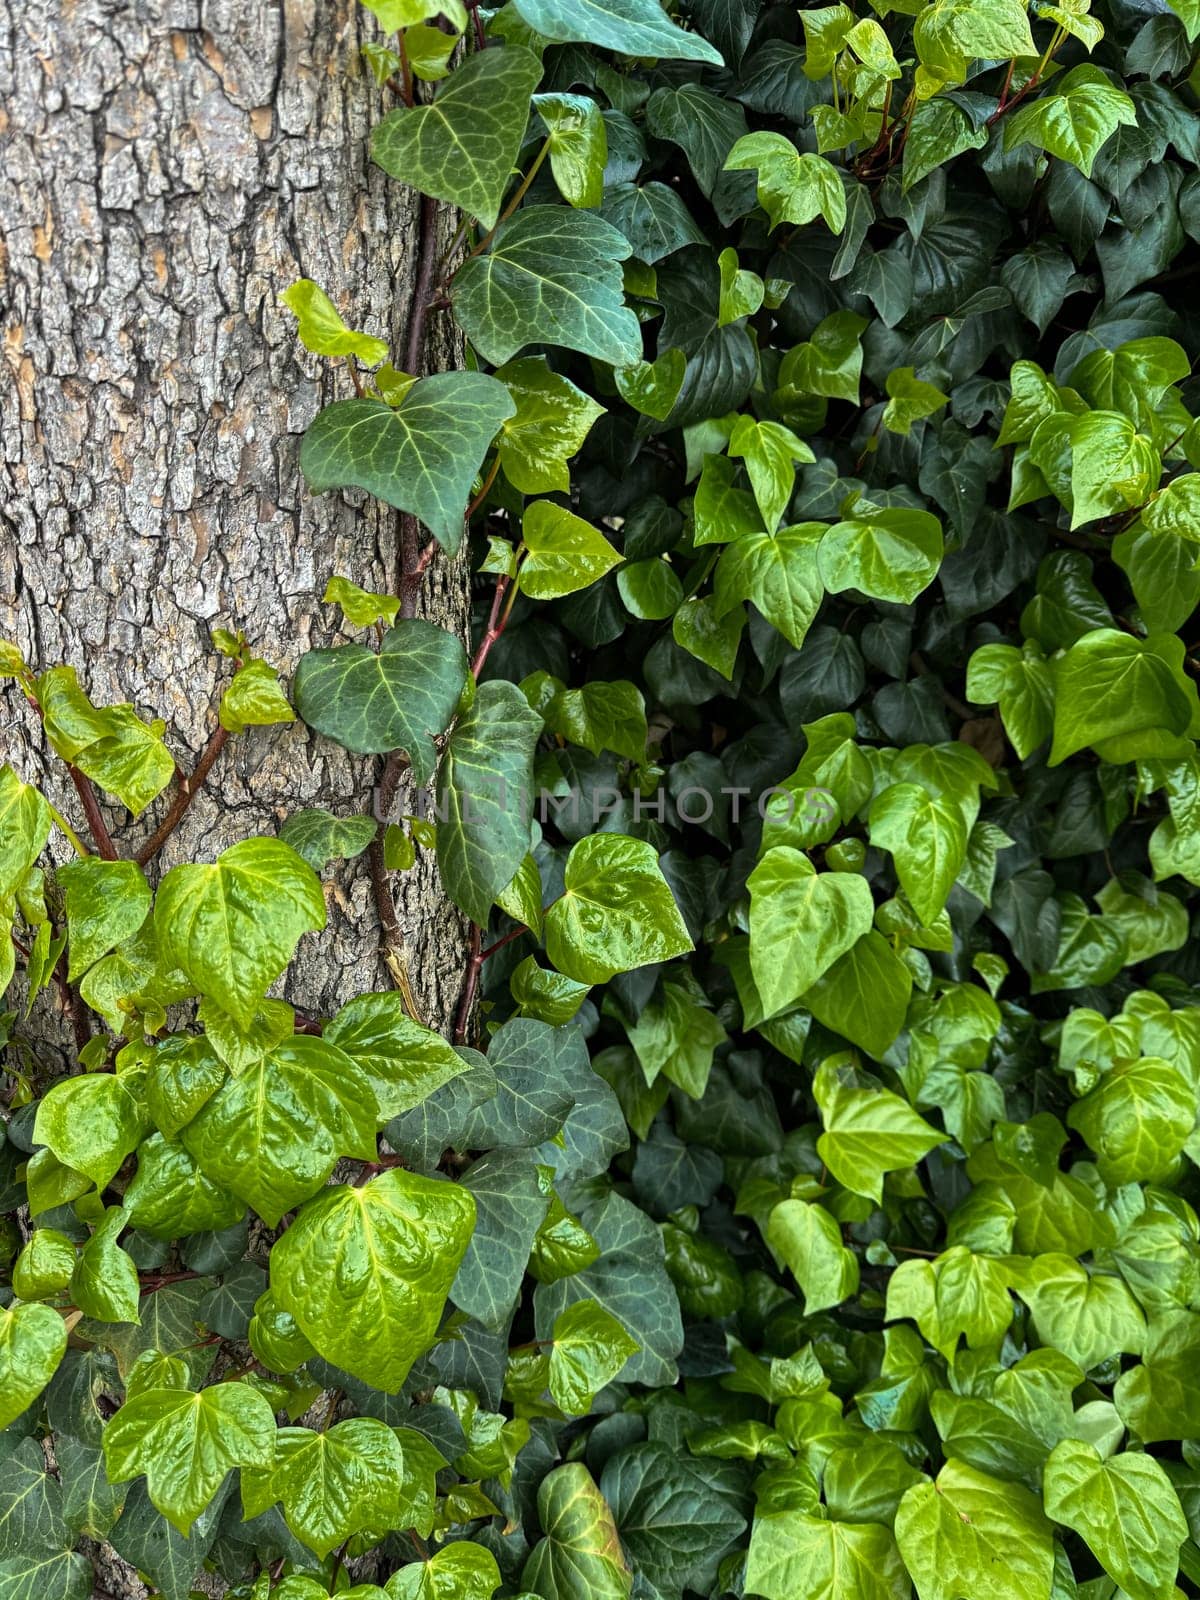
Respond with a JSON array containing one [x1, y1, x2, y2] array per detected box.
[[5, 0, 1200, 1596]]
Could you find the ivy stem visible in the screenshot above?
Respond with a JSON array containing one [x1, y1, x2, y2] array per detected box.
[[466, 454, 501, 519], [481, 924, 528, 961], [470, 563, 521, 678], [67, 765, 119, 860], [986, 31, 1062, 128], [453, 924, 483, 1045], [134, 726, 230, 867], [367, 751, 424, 1022], [397, 31, 414, 107]]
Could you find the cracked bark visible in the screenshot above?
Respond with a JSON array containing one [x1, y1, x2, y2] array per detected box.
[[0, 0, 471, 1074]]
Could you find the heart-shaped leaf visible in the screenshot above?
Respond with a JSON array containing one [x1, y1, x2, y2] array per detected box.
[[299, 374, 515, 553], [292, 618, 468, 778], [0, 1302, 67, 1431]]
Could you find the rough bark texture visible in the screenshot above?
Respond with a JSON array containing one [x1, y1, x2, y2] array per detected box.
[[0, 0, 471, 1050]]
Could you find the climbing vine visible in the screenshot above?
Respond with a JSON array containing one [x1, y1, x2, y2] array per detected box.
[[5, 0, 1200, 1596]]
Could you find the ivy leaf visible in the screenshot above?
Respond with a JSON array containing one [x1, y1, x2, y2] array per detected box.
[[1049, 629, 1195, 766], [0, 1436, 72, 1560], [1005, 66, 1138, 178], [452, 207, 643, 367], [813, 1060, 947, 1203], [966, 642, 1055, 760], [645, 83, 749, 194], [371, 47, 542, 229], [1064, 411, 1159, 528], [123, 1134, 245, 1240], [714, 523, 825, 649], [57, 858, 150, 981], [281, 280, 388, 366], [746, 1512, 907, 1600], [1067, 1056, 1194, 1184], [547, 1300, 640, 1414], [1010, 1253, 1146, 1369], [818, 505, 943, 604], [180, 1036, 379, 1226], [0, 766, 51, 900], [1043, 1439, 1187, 1600], [453, 1149, 550, 1330], [156, 838, 326, 1029], [886, 1246, 1015, 1359], [38, 667, 174, 817], [895, 1461, 1053, 1600], [546, 835, 693, 985], [802, 930, 913, 1061], [600, 182, 707, 263], [386, 1544, 502, 1600], [1114, 1311, 1200, 1443], [495, 357, 606, 494], [870, 783, 970, 927], [766, 1199, 859, 1315], [11, 1230, 75, 1302], [241, 1417, 440, 1558], [324, 574, 401, 629], [728, 417, 815, 532], [881, 367, 949, 435], [461, 1017, 574, 1149], [518, 501, 622, 601], [300, 376, 515, 554], [615, 350, 688, 420], [903, 99, 989, 192], [278, 809, 378, 872], [102, 1381, 277, 1535], [218, 659, 295, 736], [34, 1072, 146, 1191], [269, 1168, 475, 1392], [292, 619, 468, 776], [725, 134, 847, 233], [536, 93, 608, 209], [70, 1208, 141, 1325], [717, 248, 765, 326], [325, 991, 468, 1121], [437, 680, 542, 926], [510, 0, 721, 63], [913, 0, 1037, 87], [521, 1464, 632, 1600], [0, 1551, 92, 1600], [0, 1302, 67, 1430], [746, 847, 875, 1020]]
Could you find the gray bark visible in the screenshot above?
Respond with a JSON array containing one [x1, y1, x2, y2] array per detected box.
[[0, 0, 470, 1042]]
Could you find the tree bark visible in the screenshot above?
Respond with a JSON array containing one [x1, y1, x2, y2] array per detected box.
[[0, 0, 470, 1039]]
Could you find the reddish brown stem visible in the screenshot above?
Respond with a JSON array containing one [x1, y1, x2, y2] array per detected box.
[[471, 573, 511, 677], [135, 726, 229, 866], [481, 925, 528, 961], [453, 925, 483, 1045], [68, 766, 119, 860]]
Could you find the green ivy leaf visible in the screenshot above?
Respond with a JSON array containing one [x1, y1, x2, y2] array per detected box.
[[1004, 66, 1138, 178], [881, 367, 950, 435], [519, 501, 622, 600], [1043, 1439, 1187, 1600], [300, 376, 515, 554], [372, 47, 542, 229], [746, 1512, 907, 1600], [278, 809, 378, 872], [766, 1199, 859, 1315], [57, 858, 151, 981], [714, 523, 825, 649], [547, 1300, 640, 1414], [746, 847, 875, 1019], [281, 280, 388, 366], [292, 618, 468, 776], [728, 417, 815, 532], [913, 0, 1037, 88], [966, 642, 1055, 760], [156, 838, 326, 1029], [0, 1303, 67, 1431], [1049, 629, 1195, 766], [102, 1381, 277, 1535], [242, 1417, 441, 1558], [269, 1168, 475, 1392], [123, 1133, 245, 1239], [725, 134, 847, 233], [386, 1544, 502, 1600], [814, 1059, 947, 1203], [38, 667, 174, 818], [33, 1072, 147, 1192], [818, 505, 943, 604], [495, 357, 606, 494], [536, 93, 608, 209], [452, 207, 643, 367], [325, 991, 468, 1121], [895, 1460, 1053, 1600], [615, 349, 688, 420], [870, 783, 971, 927], [180, 1036, 379, 1226], [437, 680, 542, 926], [545, 835, 693, 985], [70, 1207, 140, 1325], [218, 659, 295, 736], [521, 1463, 632, 1600], [510, 0, 721, 63]]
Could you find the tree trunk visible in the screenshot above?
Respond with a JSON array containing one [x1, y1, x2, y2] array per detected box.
[[0, 0, 470, 1038]]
